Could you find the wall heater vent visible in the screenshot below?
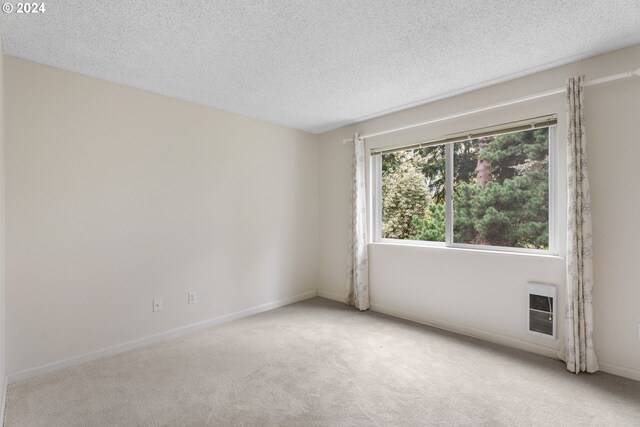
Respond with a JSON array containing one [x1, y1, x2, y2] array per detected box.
[[527, 282, 556, 339]]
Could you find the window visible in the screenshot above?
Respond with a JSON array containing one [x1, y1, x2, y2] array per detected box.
[[372, 116, 556, 253]]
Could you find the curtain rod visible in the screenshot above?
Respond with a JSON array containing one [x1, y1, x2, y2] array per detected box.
[[370, 115, 557, 156], [342, 67, 640, 144]]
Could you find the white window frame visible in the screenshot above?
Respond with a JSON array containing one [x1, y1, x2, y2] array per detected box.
[[371, 118, 558, 256]]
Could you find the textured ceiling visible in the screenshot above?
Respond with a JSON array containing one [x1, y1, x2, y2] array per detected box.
[[2, 1, 640, 133]]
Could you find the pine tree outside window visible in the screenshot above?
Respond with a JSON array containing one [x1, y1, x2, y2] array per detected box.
[[372, 116, 556, 254]]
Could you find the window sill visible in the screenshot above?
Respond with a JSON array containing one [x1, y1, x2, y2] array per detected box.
[[369, 239, 564, 260]]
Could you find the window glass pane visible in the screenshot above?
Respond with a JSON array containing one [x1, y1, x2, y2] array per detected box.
[[452, 128, 549, 249], [381, 145, 445, 241]]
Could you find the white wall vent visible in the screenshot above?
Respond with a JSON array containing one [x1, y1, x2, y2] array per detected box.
[[527, 282, 556, 339]]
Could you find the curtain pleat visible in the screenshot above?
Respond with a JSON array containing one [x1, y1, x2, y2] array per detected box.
[[348, 133, 370, 311], [565, 75, 598, 373]]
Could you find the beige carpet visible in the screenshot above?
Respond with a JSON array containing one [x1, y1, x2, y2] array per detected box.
[[5, 297, 640, 426]]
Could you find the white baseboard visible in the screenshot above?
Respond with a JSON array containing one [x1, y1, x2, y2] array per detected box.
[[8, 290, 637, 387], [370, 302, 559, 360], [1, 375, 6, 427], [7, 290, 318, 384], [317, 289, 345, 303], [598, 361, 640, 382], [370, 302, 640, 382]]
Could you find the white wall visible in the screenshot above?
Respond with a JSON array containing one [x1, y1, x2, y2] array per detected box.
[[4, 57, 319, 376], [318, 44, 640, 380], [0, 28, 6, 404]]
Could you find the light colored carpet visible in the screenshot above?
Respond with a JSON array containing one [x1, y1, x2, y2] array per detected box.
[[5, 297, 640, 426]]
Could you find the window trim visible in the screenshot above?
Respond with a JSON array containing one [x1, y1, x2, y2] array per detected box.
[[370, 117, 558, 256]]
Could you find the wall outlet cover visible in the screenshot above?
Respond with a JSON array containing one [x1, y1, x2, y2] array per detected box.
[[153, 298, 163, 312], [188, 292, 197, 304]]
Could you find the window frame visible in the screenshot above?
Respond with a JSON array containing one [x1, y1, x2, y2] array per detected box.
[[370, 119, 558, 256]]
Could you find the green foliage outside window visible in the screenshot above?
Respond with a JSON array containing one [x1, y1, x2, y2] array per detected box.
[[381, 152, 429, 239], [381, 128, 549, 249]]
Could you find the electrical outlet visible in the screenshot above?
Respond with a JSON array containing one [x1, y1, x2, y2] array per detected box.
[[637, 322, 640, 339], [153, 298, 162, 312], [188, 292, 197, 304]]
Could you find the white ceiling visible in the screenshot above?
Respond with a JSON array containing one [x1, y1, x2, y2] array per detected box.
[[2, 1, 640, 134]]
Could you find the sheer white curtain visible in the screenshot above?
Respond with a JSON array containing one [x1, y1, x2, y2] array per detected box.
[[347, 132, 370, 310], [564, 75, 598, 373]]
